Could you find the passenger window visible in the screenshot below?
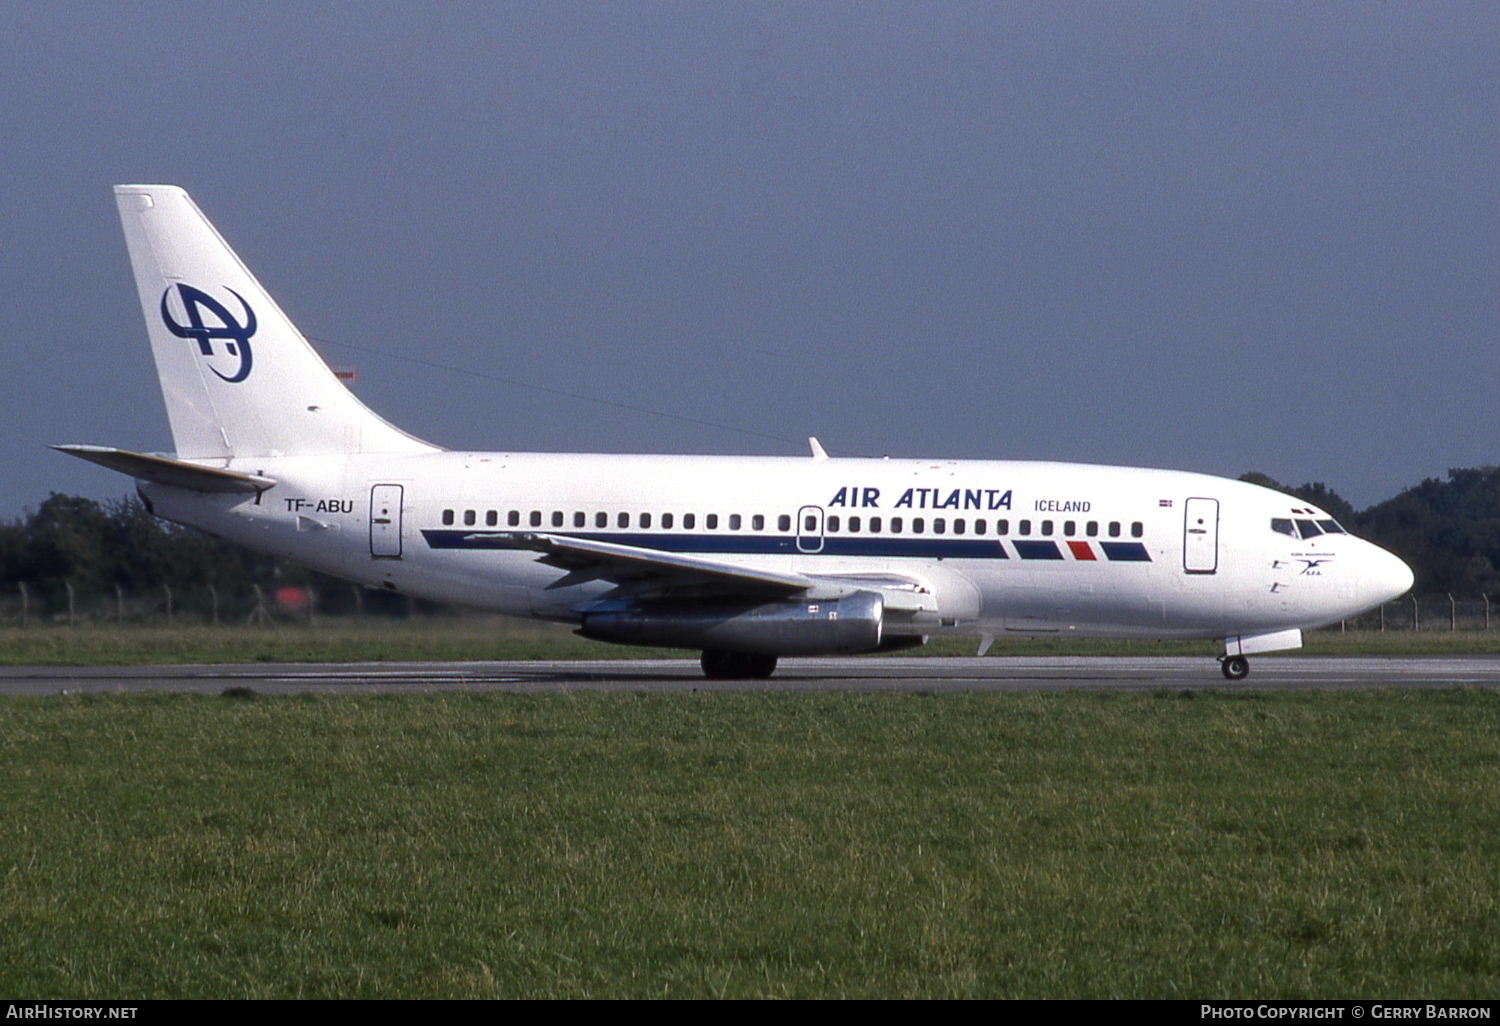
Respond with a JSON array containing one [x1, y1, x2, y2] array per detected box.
[[890, 517, 903, 533], [869, 516, 882, 532], [1019, 520, 1031, 536], [486, 510, 498, 527], [662, 513, 674, 529], [848, 516, 860, 532], [1131, 521, 1143, 538], [706, 514, 718, 530], [729, 514, 742, 530], [753, 515, 764, 531], [997, 519, 1009, 535], [1041, 520, 1053, 536], [974, 520, 985, 535], [529, 511, 542, 527], [778, 515, 791, 532], [573, 512, 586, 528], [595, 512, 608, 528], [442, 509, 454, 526], [1064, 520, 1075, 536], [954, 519, 965, 535], [827, 515, 840, 532], [463, 510, 476, 526], [641, 512, 652, 529], [509, 510, 521, 527], [551, 511, 564, 528], [684, 513, 697, 530], [933, 519, 945, 534], [1086, 521, 1098, 537], [804, 514, 817, 531], [617, 512, 630, 528], [1108, 522, 1120, 537]]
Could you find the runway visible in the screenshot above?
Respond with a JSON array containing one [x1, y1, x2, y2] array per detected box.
[[0, 655, 1493, 695]]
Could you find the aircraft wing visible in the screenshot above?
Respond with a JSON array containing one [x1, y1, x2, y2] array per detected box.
[[468, 532, 814, 593], [471, 532, 939, 613]]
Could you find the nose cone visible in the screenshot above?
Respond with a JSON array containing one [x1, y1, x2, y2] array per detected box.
[[1363, 543, 1415, 607]]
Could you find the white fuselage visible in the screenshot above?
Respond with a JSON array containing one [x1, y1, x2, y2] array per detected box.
[[141, 450, 1412, 643]]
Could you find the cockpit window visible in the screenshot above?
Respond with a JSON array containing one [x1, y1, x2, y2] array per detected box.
[[1317, 519, 1346, 535], [1295, 519, 1324, 539], [1271, 518, 1296, 537]]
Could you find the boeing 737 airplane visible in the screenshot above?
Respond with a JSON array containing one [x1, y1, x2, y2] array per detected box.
[[58, 185, 1413, 679]]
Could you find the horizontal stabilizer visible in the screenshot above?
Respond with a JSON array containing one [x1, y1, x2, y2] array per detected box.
[[52, 445, 276, 494]]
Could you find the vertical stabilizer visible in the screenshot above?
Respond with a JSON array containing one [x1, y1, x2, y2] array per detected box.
[[114, 185, 438, 459]]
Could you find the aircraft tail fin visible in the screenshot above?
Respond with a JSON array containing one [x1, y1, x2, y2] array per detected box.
[[113, 185, 438, 459]]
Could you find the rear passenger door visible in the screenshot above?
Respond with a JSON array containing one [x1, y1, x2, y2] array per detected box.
[[370, 484, 404, 559]]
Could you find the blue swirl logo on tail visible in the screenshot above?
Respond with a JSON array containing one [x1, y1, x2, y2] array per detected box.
[[160, 284, 257, 383]]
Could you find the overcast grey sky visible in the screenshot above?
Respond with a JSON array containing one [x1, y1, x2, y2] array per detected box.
[[2, 1, 1495, 516]]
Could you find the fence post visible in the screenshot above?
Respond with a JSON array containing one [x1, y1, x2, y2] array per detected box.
[[163, 583, 173, 624], [1411, 594, 1419, 631], [247, 584, 270, 626], [115, 583, 124, 624], [208, 583, 220, 625], [1378, 602, 1385, 632], [19, 582, 28, 627], [1448, 593, 1456, 632], [1484, 594, 1492, 631], [66, 581, 75, 626]]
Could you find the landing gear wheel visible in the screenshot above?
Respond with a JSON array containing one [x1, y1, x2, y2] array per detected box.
[[740, 653, 778, 679], [700, 649, 736, 678], [701, 650, 779, 680], [1220, 655, 1250, 681]]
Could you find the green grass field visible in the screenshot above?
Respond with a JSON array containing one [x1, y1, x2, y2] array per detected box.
[[1, 688, 1494, 998], [0, 617, 1494, 665]]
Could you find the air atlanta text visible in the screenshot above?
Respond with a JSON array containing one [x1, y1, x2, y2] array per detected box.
[[828, 487, 1013, 510]]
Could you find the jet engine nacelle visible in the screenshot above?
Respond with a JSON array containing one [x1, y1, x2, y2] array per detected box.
[[579, 590, 886, 655]]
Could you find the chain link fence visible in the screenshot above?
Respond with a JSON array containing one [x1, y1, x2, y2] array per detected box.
[[1333, 593, 1496, 632], [0, 582, 422, 626], [1, 583, 1494, 632]]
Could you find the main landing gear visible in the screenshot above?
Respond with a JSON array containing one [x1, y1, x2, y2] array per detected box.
[[701, 649, 778, 680], [1218, 655, 1250, 681]]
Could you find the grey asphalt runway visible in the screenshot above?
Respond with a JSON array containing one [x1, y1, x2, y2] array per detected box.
[[0, 656, 1493, 695]]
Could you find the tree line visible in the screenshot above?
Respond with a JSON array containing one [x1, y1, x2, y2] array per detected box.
[[0, 466, 1494, 620], [1238, 466, 1497, 597]]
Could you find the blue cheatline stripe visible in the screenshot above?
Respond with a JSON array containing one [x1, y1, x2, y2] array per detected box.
[[1013, 540, 1063, 560], [420, 529, 1010, 560], [418, 529, 1154, 563], [1101, 542, 1151, 561]]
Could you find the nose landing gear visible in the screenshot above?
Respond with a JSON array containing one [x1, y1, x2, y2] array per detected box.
[[1218, 655, 1250, 680]]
